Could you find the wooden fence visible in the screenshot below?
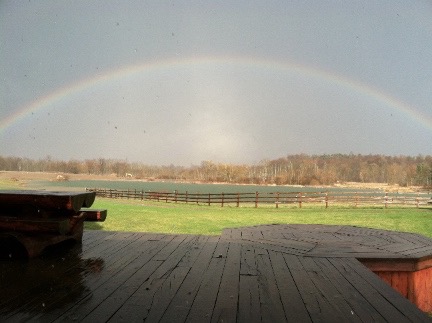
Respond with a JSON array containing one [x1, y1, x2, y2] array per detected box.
[[86, 188, 432, 208]]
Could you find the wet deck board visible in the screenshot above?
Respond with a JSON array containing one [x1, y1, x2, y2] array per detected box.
[[0, 225, 431, 322]]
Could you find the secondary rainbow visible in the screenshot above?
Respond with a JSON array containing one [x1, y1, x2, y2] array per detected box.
[[1, 55, 431, 133]]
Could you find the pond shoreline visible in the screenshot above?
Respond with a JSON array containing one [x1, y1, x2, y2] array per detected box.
[[0, 170, 425, 193]]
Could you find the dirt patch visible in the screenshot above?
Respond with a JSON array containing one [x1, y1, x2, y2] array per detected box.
[[332, 181, 424, 193], [0, 171, 117, 186]]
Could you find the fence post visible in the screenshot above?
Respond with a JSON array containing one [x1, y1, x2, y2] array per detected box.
[[325, 192, 328, 208], [416, 193, 419, 208], [355, 192, 358, 208], [208, 193, 211, 206], [174, 190, 178, 203], [298, 192, 302, 208], [186, 191, 188, 204], [385, 192, 388, 209], [236, 193, 240, 207], [255, 191, 259, 208], [275, 192, 280, 208], [141, 190, 144, 200], [221, 192, 224, 207]]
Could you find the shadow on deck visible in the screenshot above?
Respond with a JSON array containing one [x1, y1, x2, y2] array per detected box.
[[1, 224, 431, 322]]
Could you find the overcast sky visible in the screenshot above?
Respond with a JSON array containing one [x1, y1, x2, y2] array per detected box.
[[1, 1, 432, 166]]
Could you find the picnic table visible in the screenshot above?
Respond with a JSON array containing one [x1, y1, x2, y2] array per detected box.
[[0, 190, 107, 258]]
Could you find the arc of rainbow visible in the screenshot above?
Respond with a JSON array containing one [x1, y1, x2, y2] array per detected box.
[[1, 55, 431, 133]]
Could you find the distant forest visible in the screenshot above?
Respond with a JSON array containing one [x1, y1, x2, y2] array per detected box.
[[1, 154, 432, 187]]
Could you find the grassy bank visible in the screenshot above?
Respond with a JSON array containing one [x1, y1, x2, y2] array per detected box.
[[86, 198, 432, 238]]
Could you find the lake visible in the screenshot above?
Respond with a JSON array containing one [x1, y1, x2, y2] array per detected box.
[[28, 179, 406, 195]]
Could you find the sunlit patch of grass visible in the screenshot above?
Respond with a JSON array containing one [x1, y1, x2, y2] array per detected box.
[[86, 198, 432, 238], [0, 179, 21, 189]]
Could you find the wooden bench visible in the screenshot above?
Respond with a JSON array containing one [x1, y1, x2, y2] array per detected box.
[[0, 190, 107, 258], [80, 208, 108, 222]]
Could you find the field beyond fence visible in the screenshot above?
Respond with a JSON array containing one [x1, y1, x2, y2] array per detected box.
[[86, 188, 432, 208]]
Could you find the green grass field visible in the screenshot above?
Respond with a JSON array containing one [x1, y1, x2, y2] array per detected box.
[[86, 198, 432, 238], [1, 179, 431, 238]]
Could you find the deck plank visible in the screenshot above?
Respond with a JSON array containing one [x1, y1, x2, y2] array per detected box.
[[328, 257, 426, 322], [157, 236, 222, 323], [342, 257, 432, 322], [130, 235, 211, 323], [128, 236, 208, 322], [267, 250, 311, 322], [255, 247, 287, 323], [284, 254, 348, 322], [50, 235, 182, 322], [185, 252, 226, 321], [36, 234, 174, 322], [313, 257, 386, 321], [298, 256, 363, 322], [211, 242, 241, 323], [238, 274, 261, 322], [79, 235, 198, 322], [0, 231, 144, 320], [1, 224, 431, 322]]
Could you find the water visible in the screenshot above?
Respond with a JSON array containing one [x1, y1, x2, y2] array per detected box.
[[30, 179, 387, 195]]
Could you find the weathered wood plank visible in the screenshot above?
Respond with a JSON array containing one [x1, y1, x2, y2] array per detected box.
[[118, 235, 211, 323], [240, 244, 257, 276], [346, 257, 432, 322], [211, 242, 241, 323], [212, 239, 230, 259], [255, 248, 286, 322], [2, 232, 156, 321], [306, 243, 393, 258], [329, 257, 429, 322], [1, 224, 432, 322], [143, 236, 213, 322], [64, 235, 196, 323], [45, 235, 179, 322], [401, 246, 432, 258], [313, 257, 385, 321], [157, 236, 221, 323], [0, 217, 70, 234], [299, 256, 364, 321], [0, 190, 95, 214], [267, 250, 311, 322], [238, 275, 261, 322], [0, 232, 133, 297], [185, 254, 226, 322], [284, 253, 346, 322], [81, 208, 107, 222]]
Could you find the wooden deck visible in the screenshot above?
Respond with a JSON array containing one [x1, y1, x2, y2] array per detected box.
[[1, 224, 431, 322]]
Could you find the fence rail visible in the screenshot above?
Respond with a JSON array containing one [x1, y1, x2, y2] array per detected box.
[[86, 188, 432, 208]]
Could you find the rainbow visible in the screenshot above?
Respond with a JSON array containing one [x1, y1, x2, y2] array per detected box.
[[1, 55, 431, 133]]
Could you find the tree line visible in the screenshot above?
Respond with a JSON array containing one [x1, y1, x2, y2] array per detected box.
[[1, 154, 432, 187]]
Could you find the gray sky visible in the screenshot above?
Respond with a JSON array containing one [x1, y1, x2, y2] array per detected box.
[[1, 1, 432, 166]]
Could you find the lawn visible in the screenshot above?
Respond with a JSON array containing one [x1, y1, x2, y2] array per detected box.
[[86, 198, 432, 238], [1, 178, 431, 238]]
